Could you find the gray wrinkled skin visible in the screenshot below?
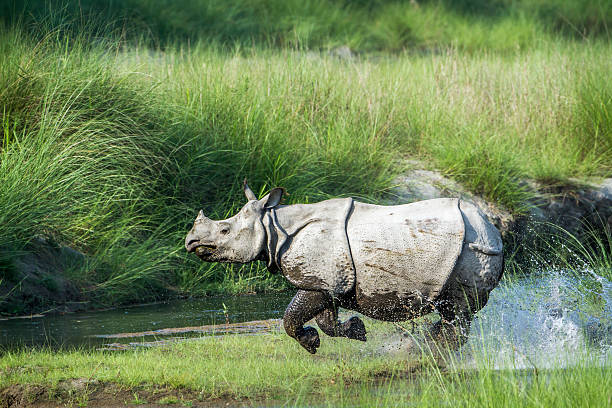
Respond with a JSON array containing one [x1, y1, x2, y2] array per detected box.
[[185, 182, 504, 354]]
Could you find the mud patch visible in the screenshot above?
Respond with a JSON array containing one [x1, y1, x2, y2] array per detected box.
[[0, 239, 86, 316], [95, 319, 283, 350], [0, 381, 267, 408]]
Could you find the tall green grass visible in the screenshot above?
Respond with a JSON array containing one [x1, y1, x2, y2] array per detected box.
[[2, 0, 610, 51], [0, 8, 611, 310]]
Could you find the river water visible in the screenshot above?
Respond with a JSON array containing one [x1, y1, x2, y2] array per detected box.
[[0, 293, 293, 350], [1, 270, 610, 369]]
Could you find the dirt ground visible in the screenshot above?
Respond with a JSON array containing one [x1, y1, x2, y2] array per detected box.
[[0, 381, 267, 408]]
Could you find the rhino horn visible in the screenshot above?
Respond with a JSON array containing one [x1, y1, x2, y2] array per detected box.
[[196, 209, 209, 221], [243, 178, 257, 201]]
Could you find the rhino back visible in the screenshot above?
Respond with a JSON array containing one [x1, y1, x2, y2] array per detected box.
[[347, 198, 465, 305]]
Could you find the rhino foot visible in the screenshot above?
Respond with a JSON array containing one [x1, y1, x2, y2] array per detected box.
[[297, 326, 320, 354], [343, 316, 367, 342], [427, 319, 468, 349]]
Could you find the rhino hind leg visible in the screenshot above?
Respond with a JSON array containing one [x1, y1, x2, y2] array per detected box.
[[430, 287, 490, 348], [316, 309, 367, 342], [427, 202, 504, 349], [430, 249, 500, 348]]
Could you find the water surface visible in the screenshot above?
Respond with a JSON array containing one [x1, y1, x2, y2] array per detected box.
[[0, 293, 294, 349], [463, 268, 611, 369]]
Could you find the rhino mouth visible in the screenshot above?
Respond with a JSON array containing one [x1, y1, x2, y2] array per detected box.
[[194, 244, 217, 258]]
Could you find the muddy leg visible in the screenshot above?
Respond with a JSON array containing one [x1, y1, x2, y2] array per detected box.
[[432, 286, 489, 348], [431, 239, 501, 350], [283, 290, 334, 354], [315, 307, 367, 342]]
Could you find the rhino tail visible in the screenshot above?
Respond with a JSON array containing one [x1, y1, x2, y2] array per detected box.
[[468, 242, 502, 256]]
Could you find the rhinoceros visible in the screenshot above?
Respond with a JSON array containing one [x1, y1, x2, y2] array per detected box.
[[185, 181, 504, 353]]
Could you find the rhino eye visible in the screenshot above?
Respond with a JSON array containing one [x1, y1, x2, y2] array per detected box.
[[220, 227, 230, 235]]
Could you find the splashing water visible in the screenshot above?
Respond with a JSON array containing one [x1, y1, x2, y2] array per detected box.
[[463, 269, 612, 369]]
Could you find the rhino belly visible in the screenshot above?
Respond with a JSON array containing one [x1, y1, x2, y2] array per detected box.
[[346, 198, 465, 321]]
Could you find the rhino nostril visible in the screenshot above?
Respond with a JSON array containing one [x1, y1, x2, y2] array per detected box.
[[187, 239, 199, 248]]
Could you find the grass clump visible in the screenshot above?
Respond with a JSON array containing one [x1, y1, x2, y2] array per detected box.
[[0, 27, 178, 305]]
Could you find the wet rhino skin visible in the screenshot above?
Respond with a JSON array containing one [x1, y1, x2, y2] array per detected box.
[[347, 198, 465, 316]]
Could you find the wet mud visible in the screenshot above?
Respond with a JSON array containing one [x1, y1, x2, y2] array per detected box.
[[0, 381, 266, 408], [96, 319, 283, 350]]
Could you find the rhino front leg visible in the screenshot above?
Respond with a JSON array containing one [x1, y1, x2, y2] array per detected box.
[[316, 308, 367, 342], [283, 290, 335, 354]]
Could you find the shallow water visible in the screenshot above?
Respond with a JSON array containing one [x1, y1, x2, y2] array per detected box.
[[0, 293, 293, 349]]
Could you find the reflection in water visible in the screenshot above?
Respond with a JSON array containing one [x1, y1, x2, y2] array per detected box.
[[0, 293, 294, 349]]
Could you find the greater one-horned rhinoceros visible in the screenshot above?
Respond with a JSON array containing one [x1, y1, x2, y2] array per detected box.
[[185, 181, 503, 353]]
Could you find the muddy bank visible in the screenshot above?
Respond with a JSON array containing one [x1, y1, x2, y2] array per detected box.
[[97, 319, 283, 351], [0, 381, 261, 408]]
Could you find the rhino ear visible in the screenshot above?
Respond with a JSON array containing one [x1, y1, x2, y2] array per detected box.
[[260, 188, 285, 209], [243, 178, 257, 201]]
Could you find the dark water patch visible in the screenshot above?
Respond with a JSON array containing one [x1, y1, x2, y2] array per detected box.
[[0, 293, 293, 350]]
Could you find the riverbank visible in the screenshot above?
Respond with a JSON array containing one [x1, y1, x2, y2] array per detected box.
[[2, 261, 610, 406], [1, 3, 611, 315], [1, 317, 610, 407]]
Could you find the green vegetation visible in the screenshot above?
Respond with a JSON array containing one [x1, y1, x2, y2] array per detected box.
[[2, 0, 611, 50], [0, 1, 611, 312], [0, 315, 610, 406]]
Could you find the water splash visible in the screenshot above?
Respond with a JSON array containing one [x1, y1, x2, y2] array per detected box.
[[463, 269, 612, 369]]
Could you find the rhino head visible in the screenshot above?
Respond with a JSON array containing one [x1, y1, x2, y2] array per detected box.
[[185, 181, 284, 263]]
